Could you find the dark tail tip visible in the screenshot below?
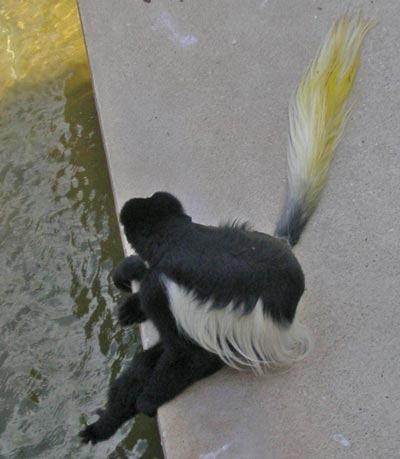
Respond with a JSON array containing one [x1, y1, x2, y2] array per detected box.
[[274, 201, 308, 247]]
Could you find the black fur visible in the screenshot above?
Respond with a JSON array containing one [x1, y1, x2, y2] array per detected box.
[[274, 200, 308, 247], [118, 293, 147, 326], [112, 255, 147, 292], [80, 192, 304, 444]]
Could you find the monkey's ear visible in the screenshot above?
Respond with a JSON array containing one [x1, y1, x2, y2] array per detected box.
[[149, 192, 185, 218]]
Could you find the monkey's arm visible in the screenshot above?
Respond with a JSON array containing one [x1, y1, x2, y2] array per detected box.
[[112, 255, 147, 292]]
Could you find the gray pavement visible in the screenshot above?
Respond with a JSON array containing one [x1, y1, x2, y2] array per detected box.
[[78, 1, 400, 458]]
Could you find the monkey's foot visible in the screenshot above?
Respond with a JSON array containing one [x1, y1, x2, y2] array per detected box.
[[79, 410, 122, 444]]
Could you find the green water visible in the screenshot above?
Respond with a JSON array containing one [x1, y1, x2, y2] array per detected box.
[[0, 2, 163, 458]]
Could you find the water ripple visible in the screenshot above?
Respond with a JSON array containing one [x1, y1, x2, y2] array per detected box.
[[0, 1, 163, 458]]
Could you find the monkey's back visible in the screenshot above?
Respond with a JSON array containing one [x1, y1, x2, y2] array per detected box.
[[157, 221, 305, 324]]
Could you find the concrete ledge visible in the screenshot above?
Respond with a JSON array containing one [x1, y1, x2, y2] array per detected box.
[[78, 1, 400, 458]]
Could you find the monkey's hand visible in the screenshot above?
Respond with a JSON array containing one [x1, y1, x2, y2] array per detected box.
[[112, 255, 147, 292], [118, 294, 147, 326]]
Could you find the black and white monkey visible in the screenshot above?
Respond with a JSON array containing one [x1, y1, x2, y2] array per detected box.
[[80, 15, 371, 444]]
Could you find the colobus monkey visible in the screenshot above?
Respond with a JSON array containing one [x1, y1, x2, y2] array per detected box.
[[80, 14, 372, 444]]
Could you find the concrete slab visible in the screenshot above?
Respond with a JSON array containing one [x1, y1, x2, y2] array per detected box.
[[77, 1, 400, 458]]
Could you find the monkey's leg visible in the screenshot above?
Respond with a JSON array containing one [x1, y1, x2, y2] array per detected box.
[[118, 293, 147, 326], [136, 344, 223, 417], [79, 342, 163, 444], [112, 255, 147, 292]]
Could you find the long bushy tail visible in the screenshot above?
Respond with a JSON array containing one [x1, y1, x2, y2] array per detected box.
[[275, 14, 373, 246]]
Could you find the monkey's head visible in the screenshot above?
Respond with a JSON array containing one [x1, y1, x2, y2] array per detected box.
[[120, 191, 186, 251]]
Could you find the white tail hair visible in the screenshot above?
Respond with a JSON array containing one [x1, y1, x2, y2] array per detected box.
[[275, 14, 373, 246]]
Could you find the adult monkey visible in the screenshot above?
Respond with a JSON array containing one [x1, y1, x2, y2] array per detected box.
[[80, 14, 372, 444]]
